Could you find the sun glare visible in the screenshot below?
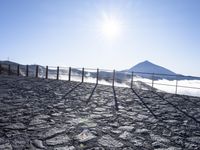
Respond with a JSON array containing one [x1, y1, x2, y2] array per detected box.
[[101, 17, 121, 39]]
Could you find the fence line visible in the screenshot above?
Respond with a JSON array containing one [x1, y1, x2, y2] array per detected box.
[[0, 63, 200, 96]]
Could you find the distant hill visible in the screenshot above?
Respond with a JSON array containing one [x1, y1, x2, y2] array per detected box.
[[0, 60, 46, 76], [1, 60, 200, 81], [0, 60, 19, 75], [0, 60, 20, 66]]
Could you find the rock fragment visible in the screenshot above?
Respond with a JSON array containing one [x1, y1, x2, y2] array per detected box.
[[41, 127, 66, 139], [32, 139, 45, 149], [54, 146, 75, 150], [98, 135, 123, 148], [46, 134, 70, 146], [118, 126, 135, 131], [76, 129, 96, 142], [0, 143, 13, 150], [4, 123, 26, 130], [119, 131, 132, 140], [187, 136, 200, 144]]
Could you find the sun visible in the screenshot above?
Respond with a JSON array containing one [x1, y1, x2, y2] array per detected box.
[[101, 17, 121, 39]]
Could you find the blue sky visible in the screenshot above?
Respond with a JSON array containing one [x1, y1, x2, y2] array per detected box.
[[0, 0, 200, 76]]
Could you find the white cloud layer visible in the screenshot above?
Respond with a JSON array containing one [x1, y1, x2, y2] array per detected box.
[[50, 74, 200, 97]]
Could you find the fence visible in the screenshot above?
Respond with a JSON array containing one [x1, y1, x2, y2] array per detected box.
[[0, 63, 200, 97]]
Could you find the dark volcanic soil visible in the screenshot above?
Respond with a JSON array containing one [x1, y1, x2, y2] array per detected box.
[[0, 75, 200, 150]]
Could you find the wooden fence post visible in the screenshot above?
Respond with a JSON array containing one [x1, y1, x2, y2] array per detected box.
[[131, 72, 133, 88], [68, 67, 71, 81], [175, 76, 178, 94], [0, 64, 1, 74], [17, 64, 20, 76], [112, 70, 115, 87], [57, 66, 59, 80], [46, 66, 48, 79], [8, 64, 11, 75], [152, 73, 154, 88], [82, 68, 84, 82], [96, 68, 99, 84], [26, 65, 29, 77], [36, 65, 39, 78]]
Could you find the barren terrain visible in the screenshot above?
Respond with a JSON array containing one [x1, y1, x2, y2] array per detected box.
[[0, 75, 200, 150]]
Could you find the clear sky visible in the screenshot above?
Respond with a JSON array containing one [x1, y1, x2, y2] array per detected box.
[[0, 0, 200, 76]]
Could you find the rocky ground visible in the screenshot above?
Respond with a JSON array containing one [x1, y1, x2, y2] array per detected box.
[[0, 75, 200, 150]]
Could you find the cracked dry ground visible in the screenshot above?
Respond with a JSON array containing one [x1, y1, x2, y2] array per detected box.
[[0, 75, 200, 150]]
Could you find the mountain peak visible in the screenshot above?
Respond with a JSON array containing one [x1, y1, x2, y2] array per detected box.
[[128, 60, 176, 75], [141, 60, 153, 64], [144, 60, 150, 63]]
